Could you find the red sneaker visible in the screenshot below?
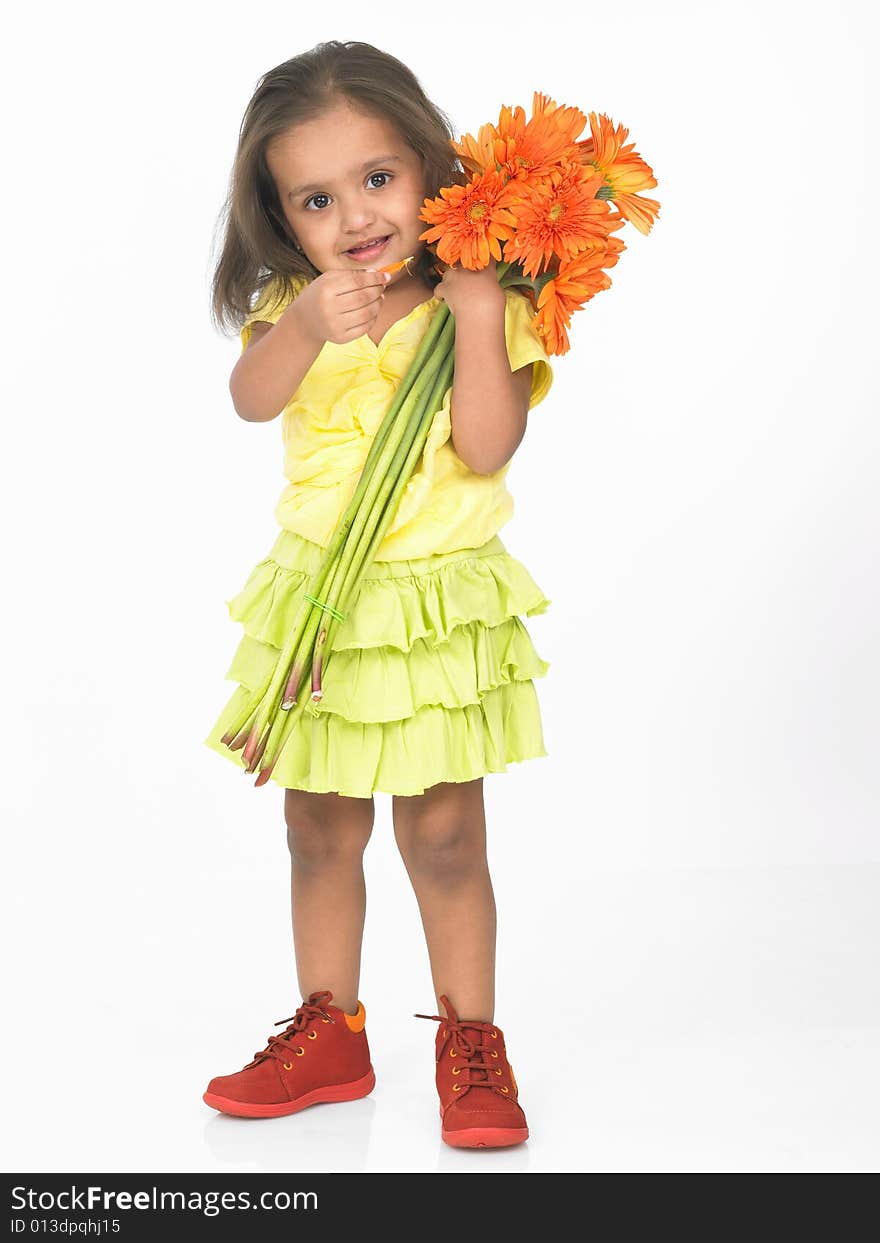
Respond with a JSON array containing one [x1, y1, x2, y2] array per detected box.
[[203, 990, 375, 1118], [415, 994, 529, 1148]]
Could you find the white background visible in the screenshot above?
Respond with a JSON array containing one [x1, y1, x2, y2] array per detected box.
[[2, 0, 877, 1174]]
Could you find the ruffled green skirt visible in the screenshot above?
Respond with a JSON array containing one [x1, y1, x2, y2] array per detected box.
[[203, 527, 552, 798]]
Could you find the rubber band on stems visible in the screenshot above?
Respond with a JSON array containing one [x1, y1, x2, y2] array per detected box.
[[303, 592, 347, 623]]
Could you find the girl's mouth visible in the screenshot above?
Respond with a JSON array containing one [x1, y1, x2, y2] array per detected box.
[[345, 235, 391, 260]]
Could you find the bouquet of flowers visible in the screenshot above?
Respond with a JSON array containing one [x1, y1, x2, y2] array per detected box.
[[221, 93, 660, 784]]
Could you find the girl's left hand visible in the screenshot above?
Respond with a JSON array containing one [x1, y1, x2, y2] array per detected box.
[[433, 256, 505, 318]]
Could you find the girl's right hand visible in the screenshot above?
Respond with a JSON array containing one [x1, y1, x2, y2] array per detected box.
[[294, 268, 390, 346]]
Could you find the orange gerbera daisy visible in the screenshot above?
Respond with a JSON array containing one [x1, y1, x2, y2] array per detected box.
[[501, 161, 620, 278], [418, 166, 521, 269], [452, 93, 585, 189], [420, 93, 659, 345], [577, 112, 660, 236], [533, 242, 623, 355]]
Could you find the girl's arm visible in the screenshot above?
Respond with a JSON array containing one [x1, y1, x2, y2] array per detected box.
[[449, 298, 532, 475], [230, 300, 325, 423]]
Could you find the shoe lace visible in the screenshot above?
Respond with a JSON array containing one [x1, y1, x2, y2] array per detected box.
[[414, 994, 508, 1100], [246, 990, 337, 1068]]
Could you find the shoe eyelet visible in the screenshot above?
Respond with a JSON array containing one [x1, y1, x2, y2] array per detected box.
[[449, 1048, 457, 1058], [495, 1068, 502, 1076], [500, 1085, 509, 1093], [491, 1031, 498, 1039], [308, 1031, 317, 1040], [295, 1047, 305, 1056], [490, 1050, 499, 1058], [282, 1062, 293, 1070], [452, 1066, 460, 1075], [452, 1083, 461, 1091]]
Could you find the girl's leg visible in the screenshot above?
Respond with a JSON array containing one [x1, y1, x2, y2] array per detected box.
[[285, 788, 375, 1016], [392, 778, 496, 1021]]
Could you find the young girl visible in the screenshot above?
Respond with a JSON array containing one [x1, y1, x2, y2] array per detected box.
[[203, 42, 554, 1150]]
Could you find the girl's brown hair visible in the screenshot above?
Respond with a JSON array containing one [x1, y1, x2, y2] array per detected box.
[[209, 41, 468, 335]]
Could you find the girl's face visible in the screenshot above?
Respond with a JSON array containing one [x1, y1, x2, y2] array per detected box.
[[267, 100, 431, 289]]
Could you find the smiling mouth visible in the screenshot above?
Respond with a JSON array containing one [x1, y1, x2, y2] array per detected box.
[[344, 235, 391, 255]]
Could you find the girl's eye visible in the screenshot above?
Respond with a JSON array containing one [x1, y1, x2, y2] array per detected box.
[[304, 171, 392, 211]]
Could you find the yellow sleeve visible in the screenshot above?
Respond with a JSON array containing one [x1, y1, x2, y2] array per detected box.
[[503, 288, 554, 411], [240, 275, 308, 353]]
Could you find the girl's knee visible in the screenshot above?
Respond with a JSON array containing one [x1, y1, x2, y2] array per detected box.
[[393, 792, 486, 880], [285, 789, 374, 868]]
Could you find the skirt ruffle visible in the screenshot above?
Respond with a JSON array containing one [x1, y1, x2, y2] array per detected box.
[[203, 527, 552, 797]]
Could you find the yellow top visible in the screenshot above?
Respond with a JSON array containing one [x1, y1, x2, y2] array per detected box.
[[240, 275, 554, 560]]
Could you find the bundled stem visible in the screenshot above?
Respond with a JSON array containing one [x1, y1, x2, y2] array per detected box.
[[219, 300, 450, 784], [248, 356, 431, 773], [252, 314, 456, 786], [312, 319, 457, 696], [309, 314, 456, 699], [233, 303, 452, 772]]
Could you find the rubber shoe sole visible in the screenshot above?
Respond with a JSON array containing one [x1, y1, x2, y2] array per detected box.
[[440, 1106, 529, 1148], [203, 1065, 376, 1118]]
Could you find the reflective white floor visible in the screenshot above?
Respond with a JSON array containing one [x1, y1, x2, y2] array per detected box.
[[6, 860, 878, 1173]]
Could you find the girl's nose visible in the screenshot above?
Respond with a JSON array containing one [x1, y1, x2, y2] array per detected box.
[[338, 201, 379, 229], [340, 217, 379, 233]]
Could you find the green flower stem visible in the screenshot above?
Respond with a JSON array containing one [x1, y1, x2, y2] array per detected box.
[[258, 328, 456, 784], [238, 304, 453, 766], [221, 668, 279, 750], [305, 349, 444, 686], [220, 695, 259, 749], [238, 560, 334, 765], [312, 319, 456, 694], [309, 311, 454, 697], [274, 335, 443, 715]]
